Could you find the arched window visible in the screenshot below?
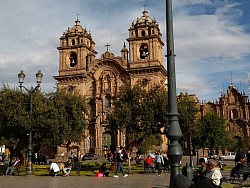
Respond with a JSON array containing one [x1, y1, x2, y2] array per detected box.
[[69, 52, 77, 67], [139, 44, 148, 59], [232, 109, 238, 119], [68, 86, 74, 92], [72, 39, 75, 45]]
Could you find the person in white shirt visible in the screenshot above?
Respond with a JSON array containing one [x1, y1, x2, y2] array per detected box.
[[205, 159, 223, 186], [155, 150, 164, 176], [50, 161, 60, 176]]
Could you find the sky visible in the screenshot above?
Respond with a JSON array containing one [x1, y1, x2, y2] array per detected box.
[[0, 0, 250, 102]]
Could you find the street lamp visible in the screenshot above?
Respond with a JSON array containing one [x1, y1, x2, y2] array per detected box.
[[165, 0, 183, 187], [18, 70, 43, 175], [189, 134, 194, 169]]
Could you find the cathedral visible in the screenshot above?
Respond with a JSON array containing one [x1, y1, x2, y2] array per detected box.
[[54, 9, 168, 155], [200, 84, 250, 153]]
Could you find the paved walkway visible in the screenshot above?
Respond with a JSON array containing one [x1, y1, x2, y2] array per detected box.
[[0, 173, 170, 188], [1, 170, 250, 188]]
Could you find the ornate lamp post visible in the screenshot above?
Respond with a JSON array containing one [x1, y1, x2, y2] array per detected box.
[[189, 134, 194, 169], [18, 70, 43, 175], [165, 0, 183, 186]]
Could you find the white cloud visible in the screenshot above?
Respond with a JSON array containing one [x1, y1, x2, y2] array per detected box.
[[0, 0, 249, 102]]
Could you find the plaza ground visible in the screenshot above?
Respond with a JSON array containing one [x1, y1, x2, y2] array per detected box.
[[1, 156, 249, 188], [1, 170, 250, 188]]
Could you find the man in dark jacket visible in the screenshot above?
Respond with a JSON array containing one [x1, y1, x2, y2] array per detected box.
[[113, 146, 128, 178]]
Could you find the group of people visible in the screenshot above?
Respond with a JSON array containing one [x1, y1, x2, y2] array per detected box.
[[173, 158, 223, 188], [2, 156, 21, 176], [49, 157, 73, 177], [144, 150, 170, 176]]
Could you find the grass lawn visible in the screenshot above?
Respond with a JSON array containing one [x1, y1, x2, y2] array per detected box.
[[17, 161, 147, 176]]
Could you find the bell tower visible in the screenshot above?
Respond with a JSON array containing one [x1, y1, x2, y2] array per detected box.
[[127, 9, 167, 88], [57, 19, 97, 78]]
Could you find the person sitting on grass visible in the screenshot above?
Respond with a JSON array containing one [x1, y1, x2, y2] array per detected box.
[[99, 163, 109, 177], [63, 157, 73, 177]]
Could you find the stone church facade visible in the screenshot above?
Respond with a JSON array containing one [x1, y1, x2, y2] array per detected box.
[[200, 84, 250, 155], [54, 9, 168, 155]]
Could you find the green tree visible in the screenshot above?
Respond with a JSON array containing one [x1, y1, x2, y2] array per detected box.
[[198, 111, 235, 152], [177, 93, 200, 154], [107, 84, 168, 152], [0, 86, 30, 158], [0, 86, 88, 158], [43, 90, 88, 150]]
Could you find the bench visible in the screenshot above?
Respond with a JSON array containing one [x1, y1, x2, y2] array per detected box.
[[230, 165, 250, 183], [12, 166, 21, 176], [0, 165, 21, 176], [144, 162, 155, 173]]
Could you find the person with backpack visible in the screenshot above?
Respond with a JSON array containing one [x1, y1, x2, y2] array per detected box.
[[113, 146, 128, 178]]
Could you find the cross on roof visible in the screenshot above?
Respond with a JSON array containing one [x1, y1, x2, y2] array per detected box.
[[76, 12, 80, 20], [142, 3, 147, 10], [105, 43, 110, 52]]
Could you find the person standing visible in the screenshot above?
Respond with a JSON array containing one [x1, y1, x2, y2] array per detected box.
[[155, 150, 164, 176], [61, 152, 65, 161], [113, 146, 128, 178]]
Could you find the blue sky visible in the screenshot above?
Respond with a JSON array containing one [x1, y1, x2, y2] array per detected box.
[[0, 0, 249, 102]]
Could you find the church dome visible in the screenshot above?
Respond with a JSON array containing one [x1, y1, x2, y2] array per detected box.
[[68, 20, 84, 33], [61, 19, 92, 40], [137, 10, 153, 25]]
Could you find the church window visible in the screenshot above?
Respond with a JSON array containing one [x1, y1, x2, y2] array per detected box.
[[86, 56, 89, 70], [152, 29, 154, 34], [68, 86, 74, 92], [139, 44, 148, 59], [72, 39, 75, 45], [232, 109, 238, 119], [142, 30, 146, 37], [69, 52, 77, 67], [104, 95, 111, 108], [80, 39, 83, 43]]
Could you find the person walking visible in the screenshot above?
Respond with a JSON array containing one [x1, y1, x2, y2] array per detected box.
[[113, 146, 128, 178], [155, 150, 164, 176]]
